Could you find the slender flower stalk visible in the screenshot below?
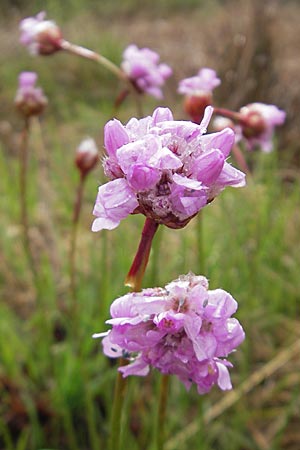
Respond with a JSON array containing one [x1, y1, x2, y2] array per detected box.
[[109, 358, 129, 450], [59, 40, 143, 117], [213, 107, 245, 125], [70, 138, 98, 302], [196, 210, 205, 275], [231, 144, 251, 177], [19, 117, 37, 278], [125, 218, 159, 291], [69, 173, 85, 302], [16, 72, 48, 282], [157, 374, 170, 450]]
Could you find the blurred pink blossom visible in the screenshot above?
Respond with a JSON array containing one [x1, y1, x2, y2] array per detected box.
[[15, 71, 48, 117], [19, 11, 62, 55], [121, 44, 172, 99]]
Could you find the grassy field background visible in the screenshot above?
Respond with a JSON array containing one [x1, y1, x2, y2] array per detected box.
[[0, 1, 300, 449]]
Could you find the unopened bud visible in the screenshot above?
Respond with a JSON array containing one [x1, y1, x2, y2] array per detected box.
[[15, 71, 48, 118], [240, 108, 266, 139], [75, 138, 99, 177], [20, 11, 62, 56], [183, 93, 212, 124]]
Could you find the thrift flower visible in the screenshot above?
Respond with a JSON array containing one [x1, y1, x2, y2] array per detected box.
[[75, 137, 99, 177], [15, 71, 48, 117], [121, 44, 172, 99], [19, 11, 62, 55], [239, 103, 286, 152], [178, 68, 221, 123], [92, 106, 245, 232], [94, 273, 245, 394]]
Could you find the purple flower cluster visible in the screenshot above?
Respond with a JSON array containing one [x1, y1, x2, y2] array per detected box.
[[92, 106, 245, 232], [239, 103, 286, 152], [94, 273, 245, 394], [178, 68, 221, 97], [121, 45, 172, 99], [15, 71, 48, 117]]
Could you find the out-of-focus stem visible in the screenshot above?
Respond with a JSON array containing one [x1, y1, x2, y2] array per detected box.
[[125, 218, 159, 291], [157, 374, 170, 450], [232, 144, 251, 177], [213, 107, 248, 126], [69, 173, 85, 302], [60, 40, 143, 117], [109, 358, 128, 450], [19, 117, 37, 280]]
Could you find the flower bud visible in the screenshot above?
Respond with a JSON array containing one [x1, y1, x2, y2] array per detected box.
[[240, 109, 266, 139], [75, 138, 99, 177], [183, 93, 212, 124], [20, 12, 62, 56], [15, 71, 48, 118]]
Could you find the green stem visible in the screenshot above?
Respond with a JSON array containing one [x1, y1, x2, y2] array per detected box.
[[19, 117, 38, 282], [109, 358, 129, 450], [157, 374, 170, 450], [69, 173, 86, 304]]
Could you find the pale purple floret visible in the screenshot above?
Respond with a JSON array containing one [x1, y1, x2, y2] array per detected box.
[[19, 11, 62, 55], [121, 44, 172, 99], [93, 106, 245, 232], [239, 102, 286, 152], [15, 71, 48, 116], [93, 273, 245, 394], [178, 68, 221, 96]]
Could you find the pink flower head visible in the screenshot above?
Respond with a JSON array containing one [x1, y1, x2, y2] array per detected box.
[[121, 44, 172, 99], [15, 71, 48, 117], [75, 138, 99, 177], [93, 273, 245, 394], [92, 106, 245, 232], [239, 103, 286, 152], [19, 11, 62, 55], [178, 68, 221, 123], [178, 68, 221, 97]]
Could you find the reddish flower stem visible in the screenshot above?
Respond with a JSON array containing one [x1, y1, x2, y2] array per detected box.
[[125, 218, 159, 291], [213, 107, 248, 126], [232, 144, 251, 177]]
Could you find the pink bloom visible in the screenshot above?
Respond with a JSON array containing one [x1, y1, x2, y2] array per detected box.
[[75, 138, 99, 176], [15, 71, 48, 117], [19, 11, 62, 55], [94, 273, 245, 394], [121, 44, 172, 99], [92, 106, 245, 231], [239, 103, 286, 152], [178, 68, 221, 96]]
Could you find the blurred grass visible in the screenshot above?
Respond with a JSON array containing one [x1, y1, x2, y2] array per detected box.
[[0, 1, 300, 449]]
